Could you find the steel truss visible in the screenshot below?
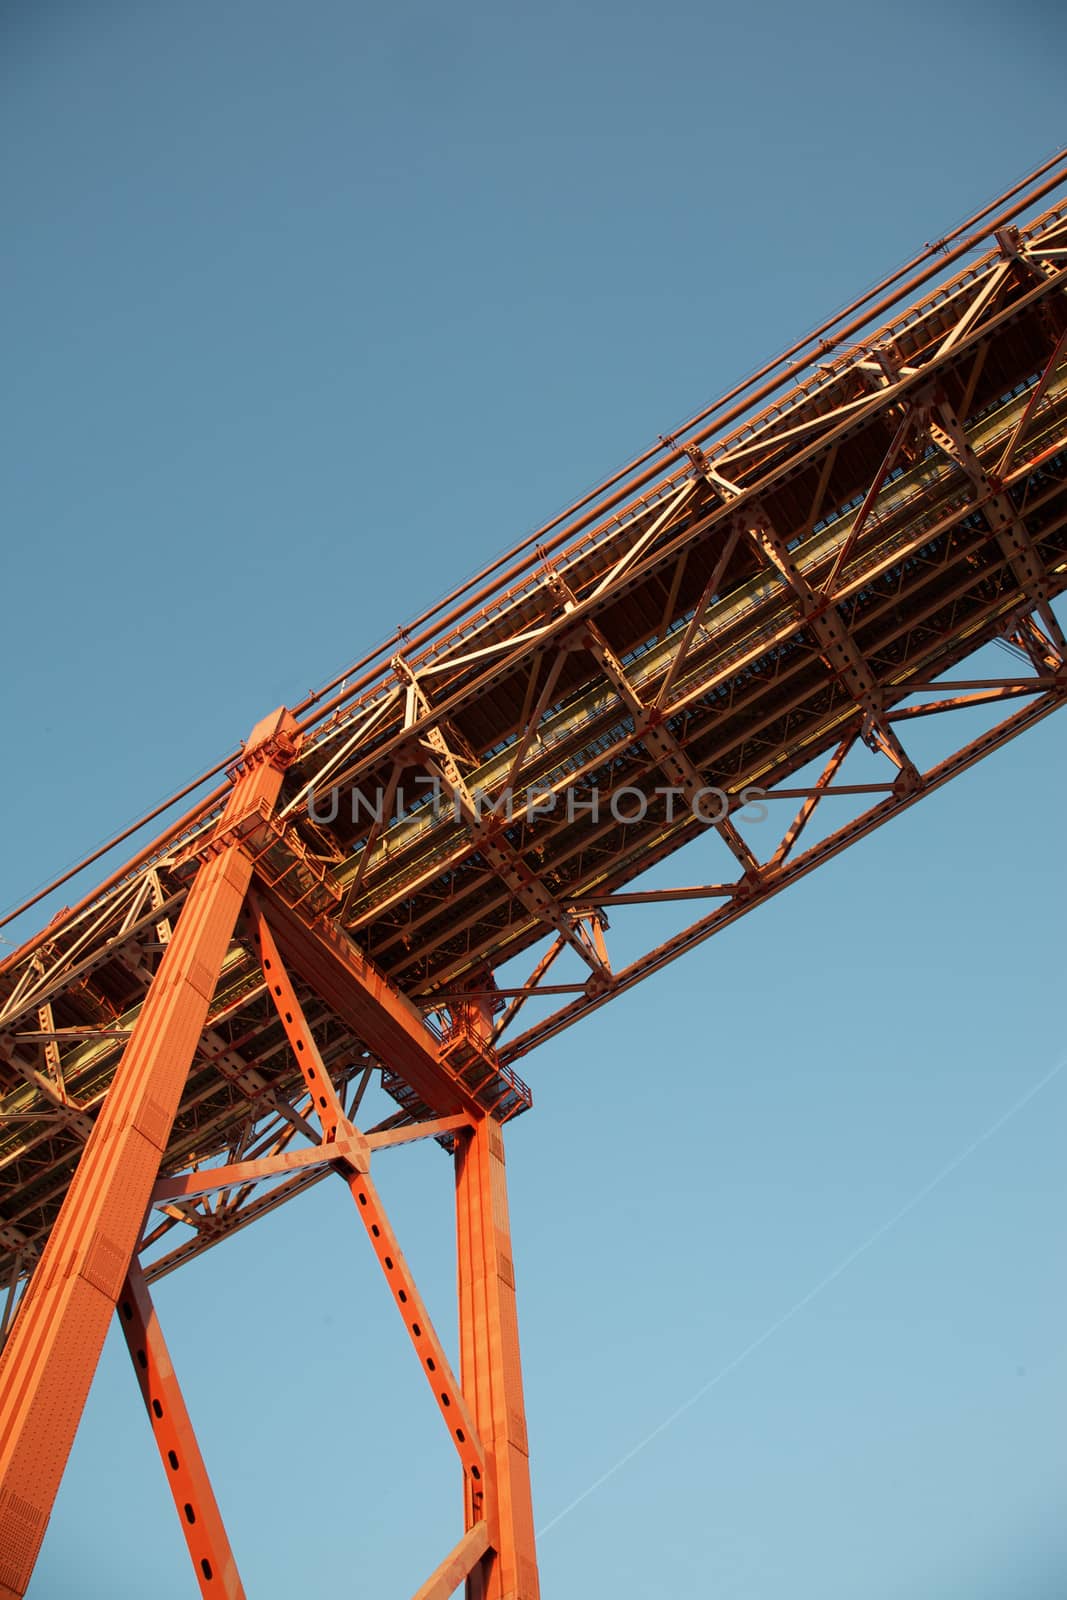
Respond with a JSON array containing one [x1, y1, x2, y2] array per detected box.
[[1, 155, 1067, 1595], [0, 715, 536, 1598]]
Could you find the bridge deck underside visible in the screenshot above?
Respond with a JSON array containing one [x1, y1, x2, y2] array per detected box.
[[1, 197, 1066, 1298]]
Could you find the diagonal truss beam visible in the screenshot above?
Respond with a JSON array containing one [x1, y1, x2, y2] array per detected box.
[[930, 396, 1067, 656], [768, 734, 854, 870], [489, 937, 567, 1045], [820, 405, 916, 596], [744, 509, 921, 782], [345, 1164, 487, 1492], [250, 903, 487, 1488], [413, 1522, 491, 1600], [579, 610, 761, 877], [995, 323, 1067, 479], [1004, 614, 1064, 673], [393, 656, 612, 986], [498, 681, 1066, 1062], [118, 1264, 246, 1600]]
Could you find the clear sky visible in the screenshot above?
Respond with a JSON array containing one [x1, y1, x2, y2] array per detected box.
[[3, 3, 1066, 1597]]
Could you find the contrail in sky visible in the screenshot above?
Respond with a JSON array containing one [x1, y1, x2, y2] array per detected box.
[[537, 1053, 1067, 1538]]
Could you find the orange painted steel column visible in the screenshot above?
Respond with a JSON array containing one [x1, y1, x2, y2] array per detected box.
[[455, 1117, 539, 1600], [0, 709, 297, 1598], [118, 1265, 245, 1600]]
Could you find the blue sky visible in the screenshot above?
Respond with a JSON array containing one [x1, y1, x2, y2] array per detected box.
[[3, 3, 1066, 1596]]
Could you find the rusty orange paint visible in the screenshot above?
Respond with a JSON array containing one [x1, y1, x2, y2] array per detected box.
[[118, 1263, 245, 1599], [456, 1117, 540, 1600], [0, 711, 297, 1598]]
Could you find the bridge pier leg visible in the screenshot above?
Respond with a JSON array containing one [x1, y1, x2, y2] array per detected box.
[[0, 709, 296, 1597], [456, 1117, 539, 1600], [118, 1264, 246, 1599]]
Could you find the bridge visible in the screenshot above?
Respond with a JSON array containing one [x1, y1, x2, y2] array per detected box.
[[1, 151, 1065, 1598]]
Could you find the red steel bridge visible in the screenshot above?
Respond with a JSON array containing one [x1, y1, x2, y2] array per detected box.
[[1, 152, 1066, 1599]]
